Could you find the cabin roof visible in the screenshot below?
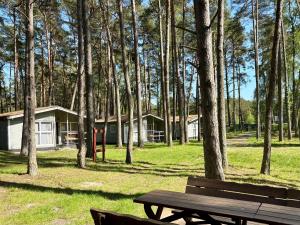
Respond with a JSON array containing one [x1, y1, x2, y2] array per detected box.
[[175, 115, 200, 123], [0, 106, 78, 120], [95, 113, 163, 123]]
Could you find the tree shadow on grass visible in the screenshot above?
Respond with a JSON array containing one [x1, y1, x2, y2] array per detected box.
[[229, 142, 300, 148], [87, 160, 204, 177], [0, 151, 203, 177], [226, 175, 300, 189], [0, 180, 145, 200]]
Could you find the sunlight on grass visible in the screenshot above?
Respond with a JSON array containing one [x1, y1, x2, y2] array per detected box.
[[0, 141, 299, 225]]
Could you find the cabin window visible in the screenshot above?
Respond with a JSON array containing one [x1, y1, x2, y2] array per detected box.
[[60, 122, 78, 145], [35, 122, 54, 146]]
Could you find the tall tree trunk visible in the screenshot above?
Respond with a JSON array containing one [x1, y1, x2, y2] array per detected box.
[[182, 0, 188, 143], [232, 45, 236, 132], [103, 5, 122, 148], [148, 60, 151, 113], [158, 0, 167, 143], [43, 14, 53, 106], [118, 0, 133, 163], [171, 0, 185, 144], [20, 2, 29, 157], [278, 44, 283, 142], [252, 0, 261, 140], [238, 67, 242, 130], [76, 0, 86, 168], [40, 34, 46, 107], [164, 0, 173, 146], [216, 0, 228, 170], [261, 0, 283, 175], [104, 44, 112, 153], [197, 73, 201, 141], [194, 0, 224, 180], [172, 42, 177, 139], [290, 3, 297, 134], [26, 0, 38, 176], [281, 21, 292, 140], [13, 9, 19, 111], [225, 50, 231, 127], [70, 77, 78, 111], [143, 46, 148, 112], [82, 0, 95, 158], [131, 0, 144, 148]]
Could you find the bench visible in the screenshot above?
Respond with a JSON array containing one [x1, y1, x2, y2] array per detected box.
[[186, 176, 300, 207], [179, 176, 300, 224], [90, 208, 173, 225]]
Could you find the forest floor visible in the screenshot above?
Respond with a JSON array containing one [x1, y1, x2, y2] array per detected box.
[[0, 134, 299, 225]]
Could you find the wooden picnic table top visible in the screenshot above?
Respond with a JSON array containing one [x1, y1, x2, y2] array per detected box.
[[133, 190, 300, 225]]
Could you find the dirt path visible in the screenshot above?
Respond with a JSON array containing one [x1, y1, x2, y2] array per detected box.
[[227, 132, 255, 147]]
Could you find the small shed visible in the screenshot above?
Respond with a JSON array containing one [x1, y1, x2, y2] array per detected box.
[[174, 115, 201, 140], [95, 114, 164, 144], [0, 106, 82, 151]]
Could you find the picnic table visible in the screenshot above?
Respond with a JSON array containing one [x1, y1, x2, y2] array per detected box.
[[134, 190, 300, 225]]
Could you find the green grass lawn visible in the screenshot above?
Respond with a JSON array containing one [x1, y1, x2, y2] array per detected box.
[[0, 141, 299, 225]]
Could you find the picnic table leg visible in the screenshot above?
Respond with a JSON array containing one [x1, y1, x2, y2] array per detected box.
[[241, 220, 247, 225], [195, 213, 222, 225], [144, 204, 163, 220]]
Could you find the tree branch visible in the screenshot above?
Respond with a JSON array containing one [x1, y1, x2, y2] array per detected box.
[[210, 9, 219, 27], [180, 44, 197, 51], [186, 60, 198, 69], [175, 25, 196, 35]]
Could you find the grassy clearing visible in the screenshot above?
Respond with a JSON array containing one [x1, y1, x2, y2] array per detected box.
[[0, 141, 299, 225]]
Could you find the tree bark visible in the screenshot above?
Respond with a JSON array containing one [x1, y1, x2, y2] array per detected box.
[[290, 2, 297, 134], [77, 0, 86, 168], [261, 0, 283, 175], [182, 0, 188, 144], [131, 0, 144, 148], [194, 0, 225, 180], [164, 0, 173, 146], [13, 9, 19, 111], [171, 0, 185, 144], [197, 73, 201, 141], [42, 13, 53, 106], [172, 41, 177, 140], [216, 0, 227, 170], [118, 0, 133, 163], [82, 0, 95, 158], [225, 50, 231, 127], [104, 44, 112, 154], [281, 21, 292, 140], [158, 0, 167, 143], [103, 5, 122, 148], [20, 2, 29, 157], [252, 0, 261, 139], [238, 66, 242, 130], [26, 0, 38, 176], [232, 45, 236, 132], [278, 43, 283, 142]]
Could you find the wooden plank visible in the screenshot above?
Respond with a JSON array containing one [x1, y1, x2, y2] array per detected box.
[[258, 204, 300, 216], [255, 204, 300, 225], [134, 190, 259, 220], [185, 186, 297, 206], [90, 208, 173, 225], [134, 190, 300, 225], [287, 189, 300, 200], [147, 190, 260, 211], [187, 176, 288, 198]]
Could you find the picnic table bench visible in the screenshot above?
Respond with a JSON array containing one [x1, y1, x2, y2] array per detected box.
[[90, 208, 173, 225], [134, 176, 300, 225]]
